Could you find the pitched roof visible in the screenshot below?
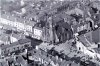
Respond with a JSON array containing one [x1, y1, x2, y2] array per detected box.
[[93, 48, 100, 54], [0, 38, 31, 49], [78, 35, 91, 47]]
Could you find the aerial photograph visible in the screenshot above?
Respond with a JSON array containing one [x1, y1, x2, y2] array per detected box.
[[0, 0, 100, 66]]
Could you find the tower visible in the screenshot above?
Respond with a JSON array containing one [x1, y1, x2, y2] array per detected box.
[[48, 16, 55, 44]]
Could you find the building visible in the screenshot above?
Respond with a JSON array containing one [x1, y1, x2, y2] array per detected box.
[[1, 0, 100, 43], [0, 38, 31, 56], [92, 28, 100, 44], [0, 16, 33, 32]]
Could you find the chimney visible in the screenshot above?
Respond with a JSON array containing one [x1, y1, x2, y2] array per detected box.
[[7, 36, 11, 44], [20, 0, 25, 6]]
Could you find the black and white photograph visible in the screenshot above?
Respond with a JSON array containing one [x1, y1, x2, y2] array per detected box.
[[0, 0, 100, 66]]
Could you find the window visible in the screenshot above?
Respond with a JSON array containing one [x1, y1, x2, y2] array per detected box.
[[14, 22, 17, 27], [25, 25, 32, 32], [24, 44, 28, 48], [9, 21, 13, 26], [8, 49, 10, 53], [18, 23, 24, 30], [21, 46, 24, 48], [3, 49, 6, 54], [13, 48, 15, 51], [16, 22, 18, 27], [2, 52, 4, 54], [7, 16, 10, 19], [3, 19, 8, 25], [17, 47, 19, 50], [29, 18, 32, 21], [10, 22, 14, 27], [24, 21, 26, 23], [79, 47, 81, 50], [12, 14, 14, 16], [34, 28, 42, 37], [83, 24, 87, 30]]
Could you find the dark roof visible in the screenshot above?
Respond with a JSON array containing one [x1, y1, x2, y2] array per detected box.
[[16, 56, 25, 64], [0, 38, 31, 49], [18, 38, 31, 44], [93, 48, 100, 54], [7, 57, 15, 63], [53, 16, 63, 23], [78, 35, 91, 47]]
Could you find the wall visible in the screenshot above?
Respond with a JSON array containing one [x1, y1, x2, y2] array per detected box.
[[1, 42, 31, 56], [0, 18, 32, 32]]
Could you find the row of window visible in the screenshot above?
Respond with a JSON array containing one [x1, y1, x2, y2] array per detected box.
[[2, 44, 30, 55], [0, 18, 32, 32], [2, 46, 22, 54]]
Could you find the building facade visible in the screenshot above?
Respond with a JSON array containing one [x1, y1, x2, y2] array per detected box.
[[0, 38, 31, 56]]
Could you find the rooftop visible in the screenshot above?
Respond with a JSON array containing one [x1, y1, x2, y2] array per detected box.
[[78, 28, 100, 47], [0, 28, 27, 44], [0, 38, 31, 49]]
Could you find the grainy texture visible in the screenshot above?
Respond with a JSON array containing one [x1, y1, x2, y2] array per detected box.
[[0, 0, 100, 66]]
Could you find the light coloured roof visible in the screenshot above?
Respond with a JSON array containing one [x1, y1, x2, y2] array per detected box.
[[38, 42, 54, 51]]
